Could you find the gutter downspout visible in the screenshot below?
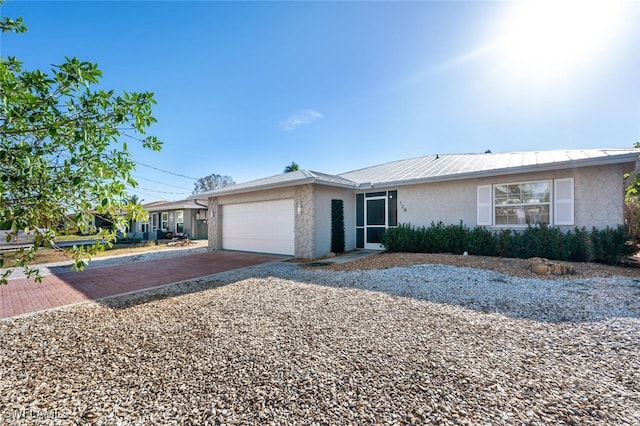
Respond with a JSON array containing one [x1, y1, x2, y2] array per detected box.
[[193, 199, 208, 209]]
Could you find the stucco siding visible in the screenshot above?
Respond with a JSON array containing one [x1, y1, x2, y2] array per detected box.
[[312, 186, 356, 258], [572, 164, 626, 229], [294, 185, 314, 259], [397, 181, 477, 227], [392, 164, 627, 231], [208, 197, 219, 249]]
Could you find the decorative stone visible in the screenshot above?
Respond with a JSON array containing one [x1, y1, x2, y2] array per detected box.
[[525, 257, 576, 275]]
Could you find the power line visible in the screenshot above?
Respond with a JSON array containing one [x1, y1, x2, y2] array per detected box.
[[132, 174, 193, 191], [119, 133, 199, 180], [133, 161, 198, 180], [133, 186, 191, 195], [129, 189, 171, 202], [138, 187, 190, 195], [119, 133, 200, 180]]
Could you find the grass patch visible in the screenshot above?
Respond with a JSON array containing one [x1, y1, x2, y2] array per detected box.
[[0, 240, 179, 267], [55, 234, 102, 242]]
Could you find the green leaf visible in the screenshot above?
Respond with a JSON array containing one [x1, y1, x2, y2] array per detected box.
[[0, 5, 162, 285]]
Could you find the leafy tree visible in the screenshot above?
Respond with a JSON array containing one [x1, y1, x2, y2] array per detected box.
[[625, 142, 640, 200], [624, 142, 640, 240], [192, 173, 235, 194], [284, 161, 299, 173], [0, 5, 162, 284], [124, 194, 143, 206], [122, 193, 144, 235]]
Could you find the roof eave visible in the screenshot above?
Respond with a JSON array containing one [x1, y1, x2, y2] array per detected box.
[[145, 204, 201, 212], [189, 177, 356, 200]]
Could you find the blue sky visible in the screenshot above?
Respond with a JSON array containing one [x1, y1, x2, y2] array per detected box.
[[2, 1, 639, 202]]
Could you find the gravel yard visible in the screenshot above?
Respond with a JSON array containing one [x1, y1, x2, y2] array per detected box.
[[1, 255, 639, 425]]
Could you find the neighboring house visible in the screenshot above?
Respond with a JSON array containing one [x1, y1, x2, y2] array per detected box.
[[60, 211, 116, 235], [127, 199, 208, 240], [0, 230, 36, 249], [189, 149, 640, 259]]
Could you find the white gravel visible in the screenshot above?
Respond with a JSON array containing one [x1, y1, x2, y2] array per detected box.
[[1, 261, 639, 425], [268, 263, 640, 323]]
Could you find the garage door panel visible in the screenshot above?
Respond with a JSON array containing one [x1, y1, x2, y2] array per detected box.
[[222, 199, 295, 255]]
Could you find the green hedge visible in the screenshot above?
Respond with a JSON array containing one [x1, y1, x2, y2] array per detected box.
[[381, 222, 636, 265], [331, 199, 345, 254]]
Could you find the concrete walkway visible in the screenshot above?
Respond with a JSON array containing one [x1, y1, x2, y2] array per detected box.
[[0, 251, 284, 319]]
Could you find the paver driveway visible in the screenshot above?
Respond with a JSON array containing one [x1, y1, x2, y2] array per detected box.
[[0, 251, 284, 319]]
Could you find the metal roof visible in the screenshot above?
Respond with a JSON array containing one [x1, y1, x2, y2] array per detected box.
[[189, 149, 640, 198], [339, 149, 640, 188]]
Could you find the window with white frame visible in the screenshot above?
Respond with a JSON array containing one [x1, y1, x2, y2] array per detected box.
[[494, 180, 550, 225], [175, 210, 184, 233], [161, 212, 168, 231], [477, 178, 573, 227]]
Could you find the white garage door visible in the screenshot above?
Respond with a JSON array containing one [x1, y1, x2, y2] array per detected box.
[[222, 199, 295, 255]]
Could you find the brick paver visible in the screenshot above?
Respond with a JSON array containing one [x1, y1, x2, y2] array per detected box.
[[0, 251, 283, 319]]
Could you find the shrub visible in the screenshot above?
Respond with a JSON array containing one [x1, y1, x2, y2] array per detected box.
[[381, 223, 410, 252], [590, 225, 635, 264], [624, 199, 640, 241], [563, 227, 590, 262], [519, 224, 564, 260], [466, 226, 499, 256], [330, 199, 345, 254], [381, 222, 636, 265]]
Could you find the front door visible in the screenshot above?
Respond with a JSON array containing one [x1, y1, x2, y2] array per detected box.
[[356, 190, 397, 250], [365, 195, 386, 249]]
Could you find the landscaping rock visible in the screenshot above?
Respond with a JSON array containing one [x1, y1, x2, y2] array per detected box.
[[525, 257, 576, 275], [167, 238, 192, 247]]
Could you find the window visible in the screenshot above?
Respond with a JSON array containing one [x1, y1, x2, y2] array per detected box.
[[477, 178, 574, 226], [161, 212, 168, 231], [141, 222, 149, 233], [175, 210, 184, 233], [494, 180, 550, 225]]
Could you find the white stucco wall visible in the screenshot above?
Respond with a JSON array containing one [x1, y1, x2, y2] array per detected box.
[[390, 164, 628, 231], [396, 181, 477, 228], [572, 164, 627, 230], [312, 186, 356, 258]]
